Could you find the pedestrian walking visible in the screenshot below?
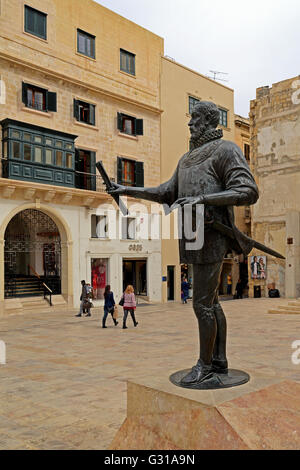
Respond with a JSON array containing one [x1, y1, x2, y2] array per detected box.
[[226, 274, 232, 296], [120, 285, 138, 329], [75, 280, 91, 317], [235, 279, 244, 299], [102, 285, 118, 328], [181, 278, 190, 304]]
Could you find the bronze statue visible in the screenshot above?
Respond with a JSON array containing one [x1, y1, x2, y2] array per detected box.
[[105, 101, 280, 389]]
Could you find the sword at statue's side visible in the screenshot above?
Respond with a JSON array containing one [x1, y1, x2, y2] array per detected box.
[[96, 161, 128, 216], [212, 220, 285, 260]]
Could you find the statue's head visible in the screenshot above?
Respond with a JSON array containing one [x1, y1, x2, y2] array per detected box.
[[188, 101, 220, 142]]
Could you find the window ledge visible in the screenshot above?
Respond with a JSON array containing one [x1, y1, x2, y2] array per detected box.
[[90, 237, 109, 241], [22, 106, 52, 118], [118, 132, 138, 141], [74, 120, 99, 131], [119, 70, 136, 79], [23, 30, 48, 43], [75, 51, 96, 62]]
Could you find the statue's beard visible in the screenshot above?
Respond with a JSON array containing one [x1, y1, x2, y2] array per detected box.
[[190, 125, 207, 144]]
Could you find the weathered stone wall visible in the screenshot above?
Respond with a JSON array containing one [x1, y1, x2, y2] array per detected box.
[[250, 76, 300, 298]]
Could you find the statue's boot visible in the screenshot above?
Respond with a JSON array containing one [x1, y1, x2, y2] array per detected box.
[[181, 359, 214, 385], [181, 304, 216, 385], [212, 303, 228, 374]]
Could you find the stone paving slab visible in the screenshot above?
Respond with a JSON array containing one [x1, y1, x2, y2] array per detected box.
[[0, 297, 299, 450]]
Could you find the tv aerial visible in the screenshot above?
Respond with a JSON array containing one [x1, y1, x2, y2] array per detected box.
[[207, 70, 229, 82]]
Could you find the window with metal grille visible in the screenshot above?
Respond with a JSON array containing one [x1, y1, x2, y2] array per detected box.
[[24, 5, 47, 40], [120, 49, 135, 76], [77, 29, 95, 59]]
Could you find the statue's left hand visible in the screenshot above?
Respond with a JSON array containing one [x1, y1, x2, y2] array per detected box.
[[170, 196, 204, 211]]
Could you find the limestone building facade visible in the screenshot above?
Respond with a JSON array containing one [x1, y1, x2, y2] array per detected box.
[[0, 0, 163, 315], [249, 76, 300, 298]]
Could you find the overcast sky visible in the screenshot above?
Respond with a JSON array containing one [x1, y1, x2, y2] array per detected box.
[[95, 0, 300, 117]]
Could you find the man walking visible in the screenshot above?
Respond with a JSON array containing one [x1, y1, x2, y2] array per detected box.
[[75, 280, 91, 318]]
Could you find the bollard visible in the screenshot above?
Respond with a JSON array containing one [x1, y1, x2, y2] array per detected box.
[[0, 341, 6, 365]]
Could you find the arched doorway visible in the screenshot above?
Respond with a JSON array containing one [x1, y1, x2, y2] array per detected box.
[[4, 209, 61, 298]]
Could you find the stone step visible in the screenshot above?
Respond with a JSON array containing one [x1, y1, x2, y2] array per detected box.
[[288, 301, 300, 307], [278, 305, 300, 312], [268, 308, 300, 315]]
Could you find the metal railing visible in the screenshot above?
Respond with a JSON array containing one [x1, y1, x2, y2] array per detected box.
[[28, 265, 53, 306]]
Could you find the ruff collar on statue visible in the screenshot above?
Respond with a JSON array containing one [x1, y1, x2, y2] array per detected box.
[[189, 128, 223, 150]]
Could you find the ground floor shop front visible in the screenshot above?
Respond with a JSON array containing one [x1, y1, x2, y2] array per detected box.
[[0, 194, 162, 315]]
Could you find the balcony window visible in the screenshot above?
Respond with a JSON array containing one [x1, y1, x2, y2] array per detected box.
[[117, 113, 143, 136], [12, 142, 21, 159], [24, 144, 32, 161], [24, 5, 47, 40], [74, 100, 95, 126], [45, 149, 53, 165], [22, 83, 57, 113], [117, 157, 144, 187], [56, 151, 63, 167], [66, 153, 73, 169], [1, 119, 76, 188], [77, 29, 95, 59], [120, 49, 135, 76], [34, 147, 42, 163]]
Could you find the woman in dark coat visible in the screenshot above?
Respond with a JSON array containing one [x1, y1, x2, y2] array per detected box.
[[181, 278, 190, 304], [102, 285, 118, 328]]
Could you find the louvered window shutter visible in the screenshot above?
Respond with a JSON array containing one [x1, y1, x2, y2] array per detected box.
[[135, 161, 144, 187], [22, 82, 28, 105], [117, 157, 123, 184], [47, 92, 57, 112], [74, 99, 80, 120], [135, 119, 144, 136], [117, 113, 123, 131], [89, 104, 95, 126]]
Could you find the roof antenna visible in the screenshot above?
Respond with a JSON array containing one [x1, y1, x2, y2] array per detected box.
[[207, 70, 229, 82]]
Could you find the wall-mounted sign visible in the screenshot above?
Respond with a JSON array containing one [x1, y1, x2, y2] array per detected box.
[[129, 244, 143, 252], [250, 255, 266, 280]]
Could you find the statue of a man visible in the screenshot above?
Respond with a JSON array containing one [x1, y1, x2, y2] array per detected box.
[[109, 101, 259, 386]]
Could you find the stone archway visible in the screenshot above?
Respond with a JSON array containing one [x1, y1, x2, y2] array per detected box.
[[0, 204, 73, 311]]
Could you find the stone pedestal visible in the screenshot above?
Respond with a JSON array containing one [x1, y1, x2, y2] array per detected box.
[[109, 371, 300, 450]]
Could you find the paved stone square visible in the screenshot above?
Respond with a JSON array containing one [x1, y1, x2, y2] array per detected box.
[[0, 298, 299, 450]]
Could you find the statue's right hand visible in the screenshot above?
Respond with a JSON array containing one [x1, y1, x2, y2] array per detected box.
[[107, 182, 127, 196]]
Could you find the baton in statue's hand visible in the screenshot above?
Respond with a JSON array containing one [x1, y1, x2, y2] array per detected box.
[[96, 161, 128, 216]]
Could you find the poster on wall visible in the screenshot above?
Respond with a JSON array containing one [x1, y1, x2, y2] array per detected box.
[[250, 255, 266, 280], [91, 258, 108, 300]]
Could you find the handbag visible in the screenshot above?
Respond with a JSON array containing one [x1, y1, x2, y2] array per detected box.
[[113, 306, 119, 319], [119, 296, 124, 306], [83, 299, 94, 309]]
